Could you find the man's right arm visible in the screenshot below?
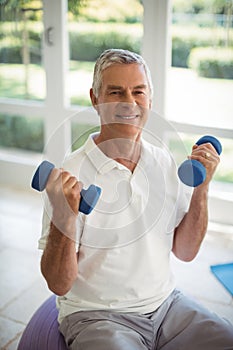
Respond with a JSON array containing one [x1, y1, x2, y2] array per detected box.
[[41, 222, 78, 296], [40, 167, 83, 296]]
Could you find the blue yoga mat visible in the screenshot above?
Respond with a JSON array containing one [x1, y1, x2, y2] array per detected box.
[[210, 262, 233, 296]]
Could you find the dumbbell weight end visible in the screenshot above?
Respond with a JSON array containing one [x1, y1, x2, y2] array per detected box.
[[178, 159, 206, 187], [31, 160, 101, 215], [31, 160, 55, 192], [178, 135, 222, 187]]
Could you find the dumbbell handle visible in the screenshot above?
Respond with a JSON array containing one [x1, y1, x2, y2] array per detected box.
[[31, 160, 101, 215], [178, 135, 222, 187]]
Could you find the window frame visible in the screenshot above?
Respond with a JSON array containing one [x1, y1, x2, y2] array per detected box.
[[0, 0, 232, 227]]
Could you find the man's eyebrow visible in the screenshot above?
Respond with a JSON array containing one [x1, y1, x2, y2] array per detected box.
[[133, 84, 148, 89], [106, 85, 123, 90], [106, 84, 148, 90]]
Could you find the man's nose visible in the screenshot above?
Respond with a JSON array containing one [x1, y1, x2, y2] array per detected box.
[[121, 90, 137, 106]]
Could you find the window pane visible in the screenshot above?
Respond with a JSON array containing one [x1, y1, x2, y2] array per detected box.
[[0, 113, 44, 152], [0, 1, 45, 101], [67, 0, 143, 107], [169, 132, 233, 192], [167, 2, 233, 129]]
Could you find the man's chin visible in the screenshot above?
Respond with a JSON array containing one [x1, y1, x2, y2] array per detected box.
[[110, 123, 143, 140]]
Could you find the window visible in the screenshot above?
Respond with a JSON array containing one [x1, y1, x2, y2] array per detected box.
[[166, 1, 233, 193], [0, 0, 45, 155], [67, 0, 143, 150], [0, 0, 45, 101], [0, 0, 232, 226]]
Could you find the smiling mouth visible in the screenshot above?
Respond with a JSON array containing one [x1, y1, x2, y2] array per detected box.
[[115, 114, 140, 120]]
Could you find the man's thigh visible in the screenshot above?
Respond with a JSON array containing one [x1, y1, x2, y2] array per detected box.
[[59, 310, 153, 350], [156, 290, 233, 350]]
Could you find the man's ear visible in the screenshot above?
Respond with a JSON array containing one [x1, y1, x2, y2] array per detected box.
[[149, 98, 152, 110], [90, 88, 98, 110]]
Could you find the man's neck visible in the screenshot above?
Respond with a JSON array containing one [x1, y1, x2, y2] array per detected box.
[[94, 133, 142, 173]]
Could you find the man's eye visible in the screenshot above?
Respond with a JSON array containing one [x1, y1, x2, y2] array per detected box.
[[110, 91, 121, 95], [134, 90, 144, 95]]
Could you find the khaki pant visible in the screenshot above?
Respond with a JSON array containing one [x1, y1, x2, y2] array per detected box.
[[59, 289, 233, 350]]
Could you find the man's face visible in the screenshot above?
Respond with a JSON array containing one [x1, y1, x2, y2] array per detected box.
[[91, 63, 152, 141]]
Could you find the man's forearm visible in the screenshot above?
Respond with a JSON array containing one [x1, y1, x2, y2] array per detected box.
[[172, 185, 209, 261], [41, 222, 78, 296]]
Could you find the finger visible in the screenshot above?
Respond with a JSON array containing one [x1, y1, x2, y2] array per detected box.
[[76, 181, 83, 192], [202, 151, 219, 161], [195, 142, 220, 156], [70, 181, 83, 198], [47, 168, 62, 184], [61, 171, 74, 184], [189, 152, 220, 166], [65, 176, 79, 189], [191, 145, 219, 159]]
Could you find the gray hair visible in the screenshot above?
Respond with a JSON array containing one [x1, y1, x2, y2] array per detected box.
[[92, 49, 153, 98]]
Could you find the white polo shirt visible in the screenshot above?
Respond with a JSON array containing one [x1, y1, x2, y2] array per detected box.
[[39, 134, 191, 323]]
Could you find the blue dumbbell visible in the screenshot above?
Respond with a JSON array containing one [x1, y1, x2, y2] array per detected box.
[[178, 135, 222, 187], [31, 160, 101, 215]]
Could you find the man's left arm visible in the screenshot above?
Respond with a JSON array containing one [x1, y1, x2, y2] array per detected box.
[[172, 142, 220, 262]]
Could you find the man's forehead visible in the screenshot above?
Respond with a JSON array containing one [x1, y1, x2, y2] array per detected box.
[[97, 64, 151, 98], [103, 63, 146, 77]]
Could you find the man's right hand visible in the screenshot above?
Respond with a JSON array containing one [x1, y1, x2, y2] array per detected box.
[[45, 168, 83, 235]]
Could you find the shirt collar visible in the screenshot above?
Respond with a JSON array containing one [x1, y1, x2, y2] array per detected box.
[[84, 133, 121, 174], [84, 133, 149, 175]]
